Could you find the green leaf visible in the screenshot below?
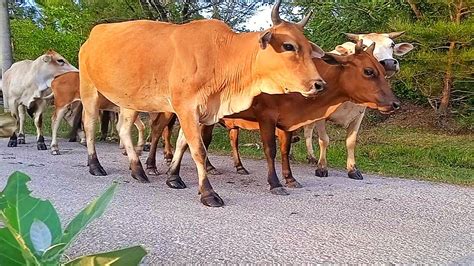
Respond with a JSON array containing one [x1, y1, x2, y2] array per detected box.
[[64, 246, 147, 266], [0, 227, 28, 266], [60, 184, 118, 252], [30, 219, 53, 255], [1, 171, 62, 262], [0, 193, 6, 211], [41, 242, 67, 263]]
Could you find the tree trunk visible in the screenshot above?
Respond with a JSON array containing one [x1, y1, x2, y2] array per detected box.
[[0, 0, 12, 78], [439, 41, 455, 115]]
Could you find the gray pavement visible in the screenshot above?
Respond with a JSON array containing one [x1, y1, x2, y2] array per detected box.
[[0, 136, 473, 264]]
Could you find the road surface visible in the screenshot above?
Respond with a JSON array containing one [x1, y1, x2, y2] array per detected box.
[[0, 136, 472, 264]]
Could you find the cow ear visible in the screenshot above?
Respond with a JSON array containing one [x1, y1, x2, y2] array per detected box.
[[394, 43, 414, 56], [354, 39, 364, 53], [42, 55, 52, 63], [366, 42, 376, 55], [259, 30, 272, 49], [310, 42, 325, 58], [322, 53, 349, 65], [334, 45, 349, 55]]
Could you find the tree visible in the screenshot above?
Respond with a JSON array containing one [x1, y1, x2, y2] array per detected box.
[[0, 0, 12, 77]]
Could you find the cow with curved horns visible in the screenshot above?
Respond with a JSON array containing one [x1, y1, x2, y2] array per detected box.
[[2, 50, 78, 150], [148, 41, 400, 195], [304, 32, 414, 179], [79, 0, 324, 207]]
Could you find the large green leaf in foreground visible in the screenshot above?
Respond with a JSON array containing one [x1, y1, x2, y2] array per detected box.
[[1, 171, 62, 261], [64, 246, 147, 266]]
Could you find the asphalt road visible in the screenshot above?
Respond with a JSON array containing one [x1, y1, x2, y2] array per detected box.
[[0, 136, 472, 264]]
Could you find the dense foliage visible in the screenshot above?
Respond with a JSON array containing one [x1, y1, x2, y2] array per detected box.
[[6, 0, 473, 124]]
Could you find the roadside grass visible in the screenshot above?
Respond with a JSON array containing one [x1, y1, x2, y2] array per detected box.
[[11, 106, 474, 186]]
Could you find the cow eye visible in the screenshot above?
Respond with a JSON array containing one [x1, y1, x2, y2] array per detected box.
[[364, 67, 375, 77], [282, 43, 296, 52], [57, 59, 65, 66], [391, 42, 395, 48]]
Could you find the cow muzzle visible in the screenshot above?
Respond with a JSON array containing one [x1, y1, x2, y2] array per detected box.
[[302, 79, 326, 97], [378, 100, 401, 114], [379, 59, 399, 77]]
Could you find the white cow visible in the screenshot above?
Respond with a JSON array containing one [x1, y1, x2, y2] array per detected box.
[[304, 32, 414, 179], [2, 50, 78, 149]]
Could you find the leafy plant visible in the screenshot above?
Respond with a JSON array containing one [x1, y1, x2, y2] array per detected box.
[[0, 171, 147, 265]]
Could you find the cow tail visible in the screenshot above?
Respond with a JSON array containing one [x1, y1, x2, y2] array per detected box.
[[1, 78, 9, 111], [68, 102, 83, 142]]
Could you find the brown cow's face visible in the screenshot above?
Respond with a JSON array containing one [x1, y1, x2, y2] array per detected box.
[[256, 22, 325, 97], [326, 42, 400, 113]]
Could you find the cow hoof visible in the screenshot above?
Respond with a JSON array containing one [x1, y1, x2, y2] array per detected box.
[[122, 150, 127, 156], [165, 158, 172, 165], [80, 140, 87, 146], [89, 165, 107, 176], [143, 143, 151, 152], [7, 139, 17, 147], [236, 166, 250, 175], [286, 180, 303, 188], [270, 187, 289, 196], [18, 139, 25, 144], [315, 168, 328, 177], [348, 169, 364, 180], [37, 143, 47, 150], [307, 157, 318, 165], [166, 175, 187, 189], [131, 169, 150, 183], [51, 150, 60, 155], [200, 192, 224, 207], [207, 167, 222, 175], [147, 167, 160, 176]]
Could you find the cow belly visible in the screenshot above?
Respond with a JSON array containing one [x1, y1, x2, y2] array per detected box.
[[327, 102, 366, 128], [98, 90, 174, 113]]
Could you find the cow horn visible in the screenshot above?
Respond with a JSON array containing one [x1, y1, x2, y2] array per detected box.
[[355, 39, 364, 53], [344, 33, 361, 42], [297, 9, 313, 28], [387, 31, 405, 39], [366, 42, 376, 55], [271, 0, 282, 25]]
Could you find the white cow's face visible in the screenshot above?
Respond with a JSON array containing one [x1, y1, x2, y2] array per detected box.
[[333, 32, 414, 77], [39, 50, 78, 81]]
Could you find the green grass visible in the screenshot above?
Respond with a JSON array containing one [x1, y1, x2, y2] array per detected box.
[[14, 107, 474, 186]]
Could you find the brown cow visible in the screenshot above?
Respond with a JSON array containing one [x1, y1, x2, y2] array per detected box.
[[79, 1, 324, 207], [50, 72, 146, 155], [162, 41, 400, 195]]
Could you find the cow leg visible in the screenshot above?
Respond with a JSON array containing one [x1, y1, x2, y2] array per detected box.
[[176, 110, 223, 207], [259, 119, 287, 195], [134, 116, 146, 156], [202, 124, 221, 175], [167, 127, 188, 189], [303, 122, 317, 164], [346, 112, 365, 180], [17, 105, 26, 144], [314, 121, 330, 177], [34, 101, 47, 150], [118, 108, 149, 182], [51, 106, 68, 155], [81, 85, 107, 176], [145, 112, 174, 175], [278, 129, 302, 188], [162, 116, 176, 164], [99, 111, 111, 141], [229, 128, 249, 175]]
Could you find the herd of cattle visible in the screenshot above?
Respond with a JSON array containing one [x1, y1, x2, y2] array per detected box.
[[1, 1, 414, 207]]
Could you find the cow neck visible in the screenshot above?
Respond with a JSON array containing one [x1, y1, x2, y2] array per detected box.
[[30, 58, 55, 92], [283, 61, 351, 131], [209, 32, 268, 122]]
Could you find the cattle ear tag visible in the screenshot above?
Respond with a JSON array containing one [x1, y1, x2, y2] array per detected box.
[[310, 42, 325, 58], [42, 55, 52, 63], [259, 31, 272, 49]]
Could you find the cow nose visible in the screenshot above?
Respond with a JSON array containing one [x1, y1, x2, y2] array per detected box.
[[392, 101, 401, 110], [314, 79, 326, 92], [379, 59, 398, 71]]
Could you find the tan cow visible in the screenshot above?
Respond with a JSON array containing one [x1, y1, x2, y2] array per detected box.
[[304, 32, 414, 179], [50, 72, 146, 155], [79, 0, 325, 207], [2, 50, 78, 149]]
